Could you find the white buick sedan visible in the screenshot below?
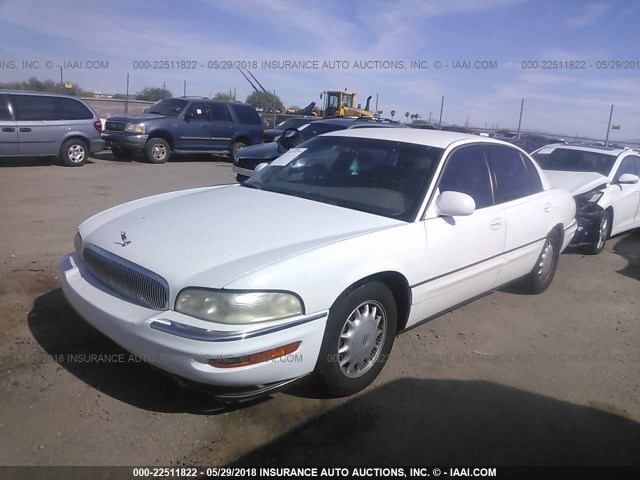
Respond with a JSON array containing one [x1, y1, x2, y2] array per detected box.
[[60, 129, 576, 399]]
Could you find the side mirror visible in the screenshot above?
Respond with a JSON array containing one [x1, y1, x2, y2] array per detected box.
[[278, 127, 301, 150], [617, 173, 639, 185], [436, 191, 476, 217], [254, 162, 269, 173], [184, 112, 194, 121]]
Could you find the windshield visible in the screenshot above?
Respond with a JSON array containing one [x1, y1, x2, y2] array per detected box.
[[244, 136, 443, 221], [147, 98, 189, 116], [532, 147, 617, 176]]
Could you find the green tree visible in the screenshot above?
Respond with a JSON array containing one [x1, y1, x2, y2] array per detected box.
[[0, 76, 94, 97], [213, 92, 235, 101], [135, 87, 172, 102], [245, 91, 284, 112]]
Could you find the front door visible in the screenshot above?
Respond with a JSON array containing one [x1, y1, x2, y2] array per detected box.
[[412, 145, 505, 321]]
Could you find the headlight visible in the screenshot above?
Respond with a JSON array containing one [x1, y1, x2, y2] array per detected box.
[[574, 190, 603, 209], [74, 231, 83, 256], [125, 123, 145, 134], [175, 288, 303, 324]]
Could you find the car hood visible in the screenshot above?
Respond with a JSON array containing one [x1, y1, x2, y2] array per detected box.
[[106, 113, 166, 123], [543, 170, 609, 196], [236, 141, 284, 161], [82, 185, 401, 289]]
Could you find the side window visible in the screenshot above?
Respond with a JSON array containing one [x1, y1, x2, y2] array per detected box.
[[486, 145, 542, 203], [185, 102, 208, 121], [59, 97, 92, 120], [439, 146, 493, 209], [210, 103, 230, 121], [0, 94, 12, 120], [231, 105, 260, 125], [11, 95, 59, 121], [614, 156, 639, 181]]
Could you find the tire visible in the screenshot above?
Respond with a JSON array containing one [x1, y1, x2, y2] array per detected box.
[[60, 139, 88, 166], [144, 138, 170, 164], [522, 230, 561, 294], [584, 210, 610, 255], [315, 281, 397, 397], [229, 141, 247, 162], [111, 145, 134, 159]]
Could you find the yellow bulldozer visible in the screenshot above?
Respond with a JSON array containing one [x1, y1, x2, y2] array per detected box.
[[320, 89, 373, 118]]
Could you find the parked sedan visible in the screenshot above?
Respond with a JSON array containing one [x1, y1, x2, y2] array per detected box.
[[234, 117, 399, 181], [263, 116, 318, 142], [532, 144, 640, 254], [60, 129, 576, 400]]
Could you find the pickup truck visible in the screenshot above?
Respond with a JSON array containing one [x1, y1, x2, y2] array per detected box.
[[102, 97, 263, 163]]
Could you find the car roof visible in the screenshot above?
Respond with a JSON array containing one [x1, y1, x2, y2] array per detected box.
[[0, 89, 79, 97], [533, 144, 625, 156], [324, 127, 501, 149]]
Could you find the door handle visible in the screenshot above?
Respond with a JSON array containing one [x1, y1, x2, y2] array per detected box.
[[2, 127, 15, 132], [490, 218, 503, 230], [19, 127, 32, 132], [544, 203, 553, 213]]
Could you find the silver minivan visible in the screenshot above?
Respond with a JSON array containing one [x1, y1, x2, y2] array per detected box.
[[0, 90, 105, 166]]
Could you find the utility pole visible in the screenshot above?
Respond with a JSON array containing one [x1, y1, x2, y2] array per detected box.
[[605, 104, 614, 147], [375, 94, 379, 114], [428, 111, 432, 124], [124, 73, 130, 114], [59, 66, 63, 86], [183, 80, 187, 97], [272, 90, 276, 127], [438, 96, 444, 129], [516, 98, 524, 138]]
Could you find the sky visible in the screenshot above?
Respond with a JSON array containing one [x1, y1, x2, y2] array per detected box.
[[1, 0, 639, 140]]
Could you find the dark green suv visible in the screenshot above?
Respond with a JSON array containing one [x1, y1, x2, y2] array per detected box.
[[102, 97, 263, 163]]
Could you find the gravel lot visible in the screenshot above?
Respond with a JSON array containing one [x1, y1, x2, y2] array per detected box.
[[0, 151, 639, 467]]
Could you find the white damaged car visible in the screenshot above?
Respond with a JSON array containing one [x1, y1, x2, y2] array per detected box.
[[532, 145, 640, 254], [60, 129, 576, 399]]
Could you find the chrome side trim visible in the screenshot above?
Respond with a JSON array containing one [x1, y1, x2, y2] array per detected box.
[[149, 312, 327, 342]]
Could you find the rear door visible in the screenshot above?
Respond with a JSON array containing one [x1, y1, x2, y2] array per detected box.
[[485, 145, 554, 285], [0, 94, 18, 155], [10, 94, 63, 155], [208, 103, 234, 149]]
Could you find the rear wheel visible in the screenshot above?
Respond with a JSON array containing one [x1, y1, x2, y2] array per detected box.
[[522, 230, 561, 294], [144, 138, 170, 164], [60, 139, 88, 166], [315, 281, 397, 397], [230, 141, 247, 162], [585, 210, 610, 255]]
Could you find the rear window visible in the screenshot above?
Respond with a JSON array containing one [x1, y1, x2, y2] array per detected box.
[[532, 147, 617, 176], [11, 94, 58, 121], [0, 94, 12, 120], [59, 97, 93, 120], [230, 104, 261, 125]]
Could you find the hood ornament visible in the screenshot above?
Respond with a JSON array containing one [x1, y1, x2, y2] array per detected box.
[[115, 231, 131, 247]]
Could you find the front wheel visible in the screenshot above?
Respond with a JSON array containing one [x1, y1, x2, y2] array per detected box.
[[522, 230, 561, 294], [60, 139, 88, 166], [315, 281, 397, 397], [144, 138, 170, 164], [584, 210, 610, 255]]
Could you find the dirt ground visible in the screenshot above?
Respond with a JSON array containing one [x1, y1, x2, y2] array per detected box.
[[0, 152, 638, 468]]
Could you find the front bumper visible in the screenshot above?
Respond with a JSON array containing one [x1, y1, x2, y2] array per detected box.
[[101, 131, 148, 151], [59, 253, 327, 387], [570, 205, 604, 246]]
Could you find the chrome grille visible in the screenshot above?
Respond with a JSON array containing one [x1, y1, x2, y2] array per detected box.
[[83, 245, 169, 310], [105, 121, 126, 131]]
